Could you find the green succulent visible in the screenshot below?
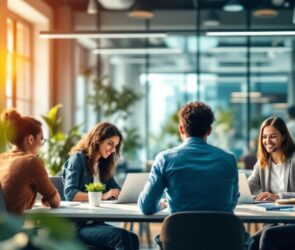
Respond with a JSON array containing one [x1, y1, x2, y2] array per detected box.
[[85, 183, 106, 192]]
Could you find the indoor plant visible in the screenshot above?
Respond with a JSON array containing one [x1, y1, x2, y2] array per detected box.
[[85, 183, 106, 207], [40, 104, 82, 176], [0, 212, 86, 250], [87, 75, 142, 165]]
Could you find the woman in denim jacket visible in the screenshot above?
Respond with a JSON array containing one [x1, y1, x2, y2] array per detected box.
[[63, 122, 139, 250]]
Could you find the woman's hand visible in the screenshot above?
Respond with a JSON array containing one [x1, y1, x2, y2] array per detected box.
[[41, 197, 50, 207], [102, 189, 121, 200], [160, 199, 167, 210], [255, 192, 279, 201]]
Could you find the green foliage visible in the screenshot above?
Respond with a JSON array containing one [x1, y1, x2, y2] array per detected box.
[[157, 109, 181, 151], [0, 213, 86, 250], [85, 182, 106, 192], [162, 111, 179, 137], [122, 127, 142, 160], [40, 104, 81, 176], [88, 76, 141, 121], [0, 120, 10, 153], [87, 75, 142, 161], [215, 107, 234, 131]]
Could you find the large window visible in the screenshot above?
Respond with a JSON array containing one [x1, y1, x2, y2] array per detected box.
[[6, 15, 32, 113], [74, 10, 294, 169]]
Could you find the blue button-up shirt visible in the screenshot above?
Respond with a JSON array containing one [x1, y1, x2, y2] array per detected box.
[[138, 137, 239, 214]]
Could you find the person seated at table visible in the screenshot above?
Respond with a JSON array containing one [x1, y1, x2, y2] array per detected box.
[[138, 102, 239, 215], [62, 122, 139, 250], [0, 108, 60, 214], [247, 116, 295, 250], [138, 102, 241, 246]]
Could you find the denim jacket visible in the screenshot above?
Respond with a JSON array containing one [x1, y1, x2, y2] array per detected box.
[[62, 152, 120, 201]]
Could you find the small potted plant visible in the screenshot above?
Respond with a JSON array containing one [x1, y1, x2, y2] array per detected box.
[[85, 182, 106, 207]]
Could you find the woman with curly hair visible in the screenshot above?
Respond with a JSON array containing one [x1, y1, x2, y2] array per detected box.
[[63, 122, 139, 250]]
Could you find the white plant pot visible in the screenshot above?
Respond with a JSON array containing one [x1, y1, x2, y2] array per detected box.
[[88, 191, 102, 207]]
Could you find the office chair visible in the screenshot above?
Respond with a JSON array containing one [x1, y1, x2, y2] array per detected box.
[[159, 211, 245, 250], [0, 183, 7, 214], [49, 176, 65, 201]]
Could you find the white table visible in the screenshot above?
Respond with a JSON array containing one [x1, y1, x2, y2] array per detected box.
[[27, 203, 295, 224]]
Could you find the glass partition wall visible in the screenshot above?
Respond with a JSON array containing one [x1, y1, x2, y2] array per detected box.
[[75, 8, 294, 169]]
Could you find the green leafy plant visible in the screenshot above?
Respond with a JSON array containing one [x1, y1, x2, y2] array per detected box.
[[215, 107, 234, 131], [88, 76, 141, 121], [121, 127, 142, 161], [156, 109, 181, 152], [0, 120, 11, 153], [40, 104, 81, 176], [85, 183, 106, 192], [0, 213, 86, 250], [87, 75, 142, 162]]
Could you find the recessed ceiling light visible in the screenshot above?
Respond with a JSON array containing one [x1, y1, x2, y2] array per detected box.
[[223, 0, 244, 12]]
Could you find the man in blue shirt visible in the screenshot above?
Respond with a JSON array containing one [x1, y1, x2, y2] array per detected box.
[[138, 101, 239, 215]]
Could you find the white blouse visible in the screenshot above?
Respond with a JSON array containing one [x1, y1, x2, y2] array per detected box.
[[93, 162, 100, 183], [270, 161, 285, 195]]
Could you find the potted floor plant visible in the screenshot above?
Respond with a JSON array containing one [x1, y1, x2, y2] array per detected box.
[[40, 104, 81, 176], [85, 183, 106, 207]]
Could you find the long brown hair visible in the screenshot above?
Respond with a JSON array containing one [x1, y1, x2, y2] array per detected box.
[[0, 108, 42, 147], [257, 116, 295, 168], [70, 122, 123, 181]]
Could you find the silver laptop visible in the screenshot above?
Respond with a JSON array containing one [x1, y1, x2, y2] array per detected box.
[[238, 173, 271, 204], [238, 172, 255, 204], [101, 173, 149, 204]]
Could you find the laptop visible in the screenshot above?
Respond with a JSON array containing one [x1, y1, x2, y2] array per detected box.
[[101, 173, 149, 204], [238, 172, 272, 204]]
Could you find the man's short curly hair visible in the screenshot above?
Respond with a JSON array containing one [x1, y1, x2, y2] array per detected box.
[[178, 102, 215, 137]]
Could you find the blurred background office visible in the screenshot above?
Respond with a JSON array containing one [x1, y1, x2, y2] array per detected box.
[[0, 0, 295, 173]]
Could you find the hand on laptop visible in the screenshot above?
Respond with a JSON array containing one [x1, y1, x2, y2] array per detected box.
[[160, 199, 168, 210], [102, 189, 121, 200], [255, 192, 279, 201]]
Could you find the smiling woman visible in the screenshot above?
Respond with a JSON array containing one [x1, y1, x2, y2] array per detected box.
[[247, 118, 295, 250], [248, 116, 295, 202], [62, 122, 140, 250]]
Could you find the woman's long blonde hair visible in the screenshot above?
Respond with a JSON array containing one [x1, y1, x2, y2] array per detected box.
[[70, 122, 123, 181], [257, 117, 295, 168]]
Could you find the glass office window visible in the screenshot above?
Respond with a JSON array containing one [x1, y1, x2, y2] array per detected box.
[[82, 35, 294, 167], [250, 37, 290, 134], [6, 16, 32, 113]]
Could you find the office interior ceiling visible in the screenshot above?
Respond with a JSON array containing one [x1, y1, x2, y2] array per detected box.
[[43, 0, 292, 11], [43, 0, 294, 74]]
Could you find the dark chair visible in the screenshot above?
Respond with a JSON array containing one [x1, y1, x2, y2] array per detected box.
[[159, 211, 245, 250], [49, 176, 65, 201], [0, 183, 7, 214]]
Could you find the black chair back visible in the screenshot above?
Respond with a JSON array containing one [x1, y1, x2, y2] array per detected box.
[[0, 183, 7, 214], [160, 211, 245, 250], [49, 176, 65, 201]]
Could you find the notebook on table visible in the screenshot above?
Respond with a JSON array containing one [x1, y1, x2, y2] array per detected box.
[[101, 173, 149, 204], [238, 173, 273, 204], [253, 203, 294, 211]]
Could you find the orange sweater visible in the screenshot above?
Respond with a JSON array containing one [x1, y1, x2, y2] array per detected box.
[[0, 150, 57, 214]]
